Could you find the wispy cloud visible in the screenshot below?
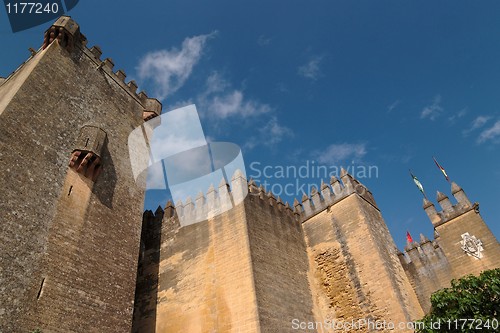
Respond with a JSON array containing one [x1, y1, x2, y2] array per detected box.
[[298, 56, 322, 80], [207, 91, 272, 118], [448, 108, 467, 124], [314, 143, 367, 165], [478, 120, 500, 144], [387, 100, 400, 113], [261, 117, 293, 144], [137, 31, 217, 100], [244, 117, 293, 150], [420, 95, 443, 121], [463, 115, 491, 136], [194, 72, 273, 119], [257, 35, 272, 46]]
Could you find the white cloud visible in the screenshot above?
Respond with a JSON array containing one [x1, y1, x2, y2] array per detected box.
[[203, 72, 229, 96], [448, 108, 467, 124], [195, 72, 272, 119], [261, 117, 293, 144], [257, 35, 272, 46], [388, 100, 400, 113], [137, 31, 217, 100], [243, 117, 292, 150], [146, 161, 167, 190], [420, 95, 443, 120], [298, 56, 322, 80], [478, 120, 500, 144], [207, 91, 272, 118], [463, 115, 491, 136], [471, 115, 491, 130], [315, 143, 367, 165], [149, 106, 207, 161]]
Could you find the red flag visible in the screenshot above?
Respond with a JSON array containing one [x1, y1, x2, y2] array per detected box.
[[406, 231, 414, 244], [433, 157, 450, 182]]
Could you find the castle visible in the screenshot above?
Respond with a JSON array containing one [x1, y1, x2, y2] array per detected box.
[[1, 17, 499, 333]]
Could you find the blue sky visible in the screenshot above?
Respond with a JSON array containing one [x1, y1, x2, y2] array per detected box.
[[2, 1, 499, 250]]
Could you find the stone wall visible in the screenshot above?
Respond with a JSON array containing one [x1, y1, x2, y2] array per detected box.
[[245, 192, 316, 333], [0, 17, 158, 332], [400, 185, 500, 313], [398, 238, 453, 313], [152, 198, 261, 332], [301, 173, 423, 332]]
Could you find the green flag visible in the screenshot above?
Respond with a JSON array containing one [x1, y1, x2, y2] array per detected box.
[[410, 170, 426, 197]]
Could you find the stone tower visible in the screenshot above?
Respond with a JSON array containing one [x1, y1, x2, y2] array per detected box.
[[0, 17, 160, 332], [300, 169, 424, 330], [133, 169, 425, 332], [399, 182, 500, 312], [133, 172, 317, 332]]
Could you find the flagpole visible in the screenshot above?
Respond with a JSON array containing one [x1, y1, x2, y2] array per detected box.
[[433, 156, 451, 183], [409, 169, 427, 199]]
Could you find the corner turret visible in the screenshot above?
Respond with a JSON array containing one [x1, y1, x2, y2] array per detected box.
[[451, 182, 471, 208]]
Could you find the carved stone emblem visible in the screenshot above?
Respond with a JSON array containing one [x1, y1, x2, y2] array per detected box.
[[460, 233, 483, 259]]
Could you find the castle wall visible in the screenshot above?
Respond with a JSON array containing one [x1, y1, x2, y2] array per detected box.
[[245, 193, 316, 333], [132, 209, 164, 333], [435, 209, 500, 280], [398, 240, 453, 313], [0, 18, 157, 332], [152, 200, 261, 333], [399, 186, 500, 314], [302, 176, 423, 332]]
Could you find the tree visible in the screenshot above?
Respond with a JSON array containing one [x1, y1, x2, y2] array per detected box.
[[417, 268, 500, 333]]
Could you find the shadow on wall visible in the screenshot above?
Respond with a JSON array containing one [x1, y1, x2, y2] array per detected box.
[[92, 139, 116, 208]]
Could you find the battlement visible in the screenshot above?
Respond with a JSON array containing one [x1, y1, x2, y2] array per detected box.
[[153, 169, 302, 231], [2, 16, 161, 120], [293, 168, 378, 222], [423, 182, 477, 227], [400, 233, 438, 260]]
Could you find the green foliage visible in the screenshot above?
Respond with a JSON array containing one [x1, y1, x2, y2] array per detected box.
[[30, 330, 42, 333], [416, 268, 500, 333]]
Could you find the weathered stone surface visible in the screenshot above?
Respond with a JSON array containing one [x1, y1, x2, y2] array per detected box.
[[303, 194, 423, 332], [0, 27, 153, 332], [400, 184, 500, 313], [3, 16, 500, 333]]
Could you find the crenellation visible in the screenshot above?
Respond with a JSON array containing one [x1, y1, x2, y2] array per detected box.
[[340, 167, 355, 193], [174, 200, 184, 218], [320, 179, 334, 203], [293, 198, 302, 215], [89, 45, 102, 59], [310, 185, 323, 209], [182, 196, 194, 220], [195, 191, 205, 208], [258, 184, 266, 200], [330, 175, 343, 195], [127, 80, 138, 93], [267, 190, 277, 206], [419, 233, 429, 244], [423, 198, 439, 224], [451, 182, 471, 208], [436, 191, 453, 212], [218, 177, 232, 212], [276, 196, 284, 211], [248, 178, 258, 194], [138, 91, 148, 103], [195, 192, 208, 221], [231, 168, 248, 203], [115, 69, 127, 82], [301, 193, 314, 216], [103, 57, 115, 70], [164, 200, 175, 218], [425, 184, 479, 227]]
